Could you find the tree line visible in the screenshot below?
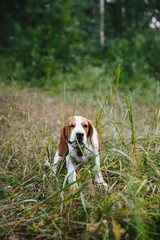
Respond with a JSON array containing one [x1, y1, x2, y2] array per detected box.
[[0, 0, 160, 85]]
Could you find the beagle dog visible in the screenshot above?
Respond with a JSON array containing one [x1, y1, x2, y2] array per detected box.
[[48, 116, 108, 191]]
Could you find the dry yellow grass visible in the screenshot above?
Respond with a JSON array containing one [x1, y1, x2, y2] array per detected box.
[[0, 83, 160, 239]]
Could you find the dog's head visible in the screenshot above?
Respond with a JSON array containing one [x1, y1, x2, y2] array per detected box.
[[58, 116, 101, 157]]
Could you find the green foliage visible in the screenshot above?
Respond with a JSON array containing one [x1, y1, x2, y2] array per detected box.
[[106, 29, 160, 83], [0, 0, 160, 87]]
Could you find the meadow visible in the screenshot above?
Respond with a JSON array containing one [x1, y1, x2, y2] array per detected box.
[[0, 68, 160, 239]]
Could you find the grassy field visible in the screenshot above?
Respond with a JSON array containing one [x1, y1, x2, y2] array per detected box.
[[0, 75, 160, 239]]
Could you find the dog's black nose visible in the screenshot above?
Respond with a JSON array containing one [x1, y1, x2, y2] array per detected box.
[[76, 132, 84, 140]]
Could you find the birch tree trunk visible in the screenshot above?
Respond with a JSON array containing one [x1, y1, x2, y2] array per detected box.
[[100, 0, 105, 46]]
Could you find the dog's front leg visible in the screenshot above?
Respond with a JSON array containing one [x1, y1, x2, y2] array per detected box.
[[94, 154, 108, 191], [66, 156, 78, 190], [52, 151, 62, 175]]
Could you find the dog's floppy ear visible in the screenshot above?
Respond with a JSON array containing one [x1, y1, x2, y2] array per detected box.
[[88, 120, 101, 151], [58, 125, 69, 157], [88, 120, 95, 149]]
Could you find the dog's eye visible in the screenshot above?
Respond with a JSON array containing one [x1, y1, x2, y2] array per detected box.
[[69, 124, 75, 128], [83, 124, 88, 128]]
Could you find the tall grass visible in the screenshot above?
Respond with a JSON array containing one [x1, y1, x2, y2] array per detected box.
[[0, 79, 160, 239]]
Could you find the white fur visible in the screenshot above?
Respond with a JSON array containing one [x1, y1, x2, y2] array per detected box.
[[51, 116, 108, 191]]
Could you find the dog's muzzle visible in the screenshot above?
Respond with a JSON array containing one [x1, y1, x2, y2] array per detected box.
[[68, 132, 85, 146], [76, 132, 84, 142], [67, 135, 85, 157]]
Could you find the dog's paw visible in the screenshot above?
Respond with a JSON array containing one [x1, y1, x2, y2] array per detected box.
[[71, 182, 79, 191], [44, 160, 51, 170], [103, 183, 108, 192]]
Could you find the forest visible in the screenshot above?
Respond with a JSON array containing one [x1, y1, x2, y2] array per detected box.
[[0, 1, 160, 240], [0, 0, 160, 88]]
